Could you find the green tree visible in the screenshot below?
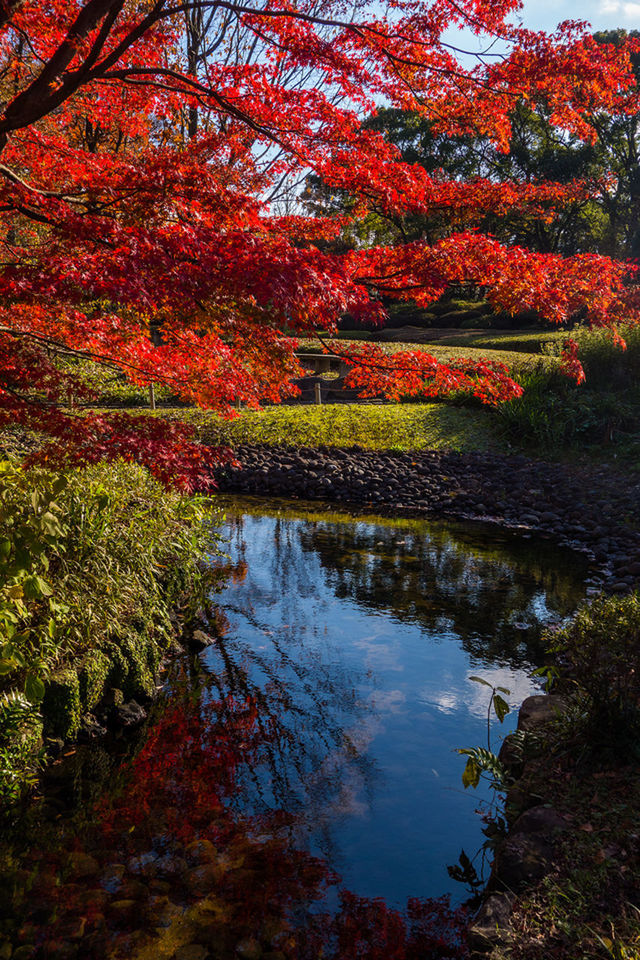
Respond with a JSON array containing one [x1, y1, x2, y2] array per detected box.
[[305, 30, 640, 261]]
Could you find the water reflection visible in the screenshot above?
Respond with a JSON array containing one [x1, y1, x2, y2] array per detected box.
[[204, 499, 587, 906], [226, 504, 584, 669], [0, 675, 470, 959], [0, 500, 587, 960]]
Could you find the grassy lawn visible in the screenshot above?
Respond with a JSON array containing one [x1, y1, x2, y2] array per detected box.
[[173, 402, 499, 452], [302, 327, 571, 354], [51, 325, 639, 466], [297, 336, 560, 379], [424, 330, 570, 352]]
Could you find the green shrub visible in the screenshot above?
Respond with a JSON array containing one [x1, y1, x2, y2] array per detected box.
[[546, 592, 640, 756], [459, 315, 489, 329], [42, 667, 82, 739], [537, 324, 640, 389], [495, 368, 639, 449], [79, 650, 111, 711], [0, 692, 42, 801], [0, 459, 216, 800], [576, 325, 640, 393]]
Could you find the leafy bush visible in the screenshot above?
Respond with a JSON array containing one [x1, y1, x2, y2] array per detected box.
[[0, 459, 215, 800], [459, 315, 489, 330], [495, 368, 639, 449], [0, 461, 68, 702], [546, 592, 640, 755]]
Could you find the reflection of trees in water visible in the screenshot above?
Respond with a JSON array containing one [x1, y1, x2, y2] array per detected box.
[[297, 523, 585, 668], [221, 511, 586, 674], [205, 508, 586, 855], [204, 551, 378, 855], [0, 674, 470, 959]]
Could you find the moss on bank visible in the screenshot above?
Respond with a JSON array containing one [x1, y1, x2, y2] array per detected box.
[[0, 460, 218, 801]]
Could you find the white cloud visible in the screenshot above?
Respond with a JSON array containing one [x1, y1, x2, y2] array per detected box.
[[420, 667, 540, 721], [599, 0, 640, 17], [368, 688, 406, 714], [512, 0, 640, 30]]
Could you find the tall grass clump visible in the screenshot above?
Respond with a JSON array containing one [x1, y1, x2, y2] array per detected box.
[[545, 592, 640, 759], [573, 324, 640, 392], [496, 325, 640, 450]]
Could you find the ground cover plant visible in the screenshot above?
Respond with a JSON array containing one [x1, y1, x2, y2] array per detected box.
[[0, 458, 213, 801]]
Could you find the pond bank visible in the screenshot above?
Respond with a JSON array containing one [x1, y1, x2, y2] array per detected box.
[[467, 676, 640, 959], [0, 461, 215, 804], [211, 444, 640, 593]]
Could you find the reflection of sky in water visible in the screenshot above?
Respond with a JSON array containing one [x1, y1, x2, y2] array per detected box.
[[207, 503, 586, 907], [423, 667, 542, 719]]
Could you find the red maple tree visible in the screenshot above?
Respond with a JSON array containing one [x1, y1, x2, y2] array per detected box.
[[0, 1, 637, 486]]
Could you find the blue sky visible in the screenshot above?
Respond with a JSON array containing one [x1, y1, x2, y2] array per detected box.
[[517, 0, 639, 32], [441, 0, 639, 65]]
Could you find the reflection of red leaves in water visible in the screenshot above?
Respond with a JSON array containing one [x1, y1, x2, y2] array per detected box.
[[208, 605, 231, 636], [231, 560, 249, 584], [14, 689, 469, 959], [212, 558, 249, 585], [348, 893, 467, 959], [302, 892, 468, 960], [97, 694, 258, 844]]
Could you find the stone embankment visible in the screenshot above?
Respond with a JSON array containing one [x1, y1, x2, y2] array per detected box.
[[213, 444, 640, 592], [468, 694, 570, 956]]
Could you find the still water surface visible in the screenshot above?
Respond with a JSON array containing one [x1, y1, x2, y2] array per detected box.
[[0, 498, 589, 959], [209, 499, 587, 908]]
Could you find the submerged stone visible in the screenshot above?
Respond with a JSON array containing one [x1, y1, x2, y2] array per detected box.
[[235, 938, 263, 960], [113, 700, 147, 728]]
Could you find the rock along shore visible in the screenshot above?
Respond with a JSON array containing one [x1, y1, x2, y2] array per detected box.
[[212, 444, 640, 593]]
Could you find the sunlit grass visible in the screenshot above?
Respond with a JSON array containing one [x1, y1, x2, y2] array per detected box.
[[419, 330, 570, 352], [174, 402, 499, 452], [296, 336, 559, 378]]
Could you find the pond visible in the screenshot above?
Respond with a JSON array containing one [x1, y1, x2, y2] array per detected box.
[[208, 499, 586, 902], [0, 498, 589, 960]]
